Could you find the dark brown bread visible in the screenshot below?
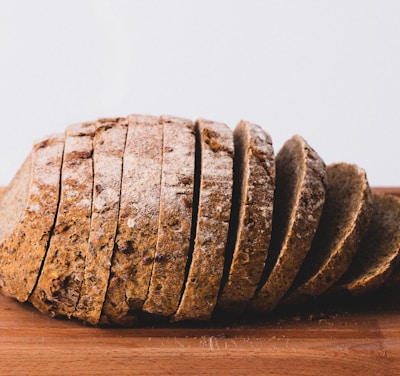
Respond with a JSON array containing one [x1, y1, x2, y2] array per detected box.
[[217, 120, 275, 314], [30, 123, 95, 318], [249, 135, 327, 314], [173, 118, 233, 321], [283, 163, 373, 305], [142, 115, 195, 317], [333, 193, 400, 296], [100, 115, 162, 326], [0, 134, 64, 302], [74, 118, 128, 325]]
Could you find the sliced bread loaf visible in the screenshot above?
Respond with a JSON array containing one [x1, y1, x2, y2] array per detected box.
[[283, 163, 373, 305], [333, 193, 400, 296], [74, 118, 128, 325], [173, 118, 233, 321], [249, 135, 327, 314], [100, 114, 162, 326], [142, 115, 195, 317], [217, 120, 275, 314], [0, 134, 64, 302], [29, 122, 95, 318]]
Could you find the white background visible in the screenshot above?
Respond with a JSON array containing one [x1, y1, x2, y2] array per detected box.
[[0, 0, 399, 186]]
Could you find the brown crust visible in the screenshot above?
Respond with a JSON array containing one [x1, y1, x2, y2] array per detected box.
[[335, 193, 400, 295], [74, 118, 128, 325], [0, 134, 65, 302], [142, 115, 195, 316], [100, 115, 162, 326], [173, 118, 233, 321], [29, 123, 95, 318], [249, 135, 327, 313], [217, 121, 275, 314], [283, 163, 373, 305]]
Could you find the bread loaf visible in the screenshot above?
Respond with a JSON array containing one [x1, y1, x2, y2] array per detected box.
[[0, 113, 396, 327]]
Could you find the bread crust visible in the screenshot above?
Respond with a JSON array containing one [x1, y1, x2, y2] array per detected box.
[[29, 123, 95, 318], [249, 135, 327, 314], [173, 119, 233, 321], [218, 121, 275, 314], [100, 115, 162, 326], [142, 115, 195, 316], [283, 163, 373, 305], [74, 118, 128, 325], [0, 134, 65, 302], [335, 193, 400, 295]]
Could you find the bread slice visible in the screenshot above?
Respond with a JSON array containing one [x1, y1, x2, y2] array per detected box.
[[217, 120, 275, 314], [73, 118, 128, 325], [100, 114, 163, 326], [333, 193, 400, 295], [283, 163, 373, 305], [249, 135, 327, 314], [29, 122, 95, 318], [142, 115, 195, 316], [0, 134, 64, 302], [173, 118, 234, 321]]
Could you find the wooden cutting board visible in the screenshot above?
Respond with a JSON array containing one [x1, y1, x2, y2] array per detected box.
[[0, 187, 399, 376]]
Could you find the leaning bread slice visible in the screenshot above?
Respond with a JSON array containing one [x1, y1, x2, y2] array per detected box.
[[333, 193, 400, 296], [29, 122, 95, 318], [142, 115, 195, 317], [73, 118, 128, 325], [217, 120, 275, 314], [100, 114, 163, 326], [283, 163, 373, 305], [0, 134, 64, 302], [249, 135, 327, 314], [173, 118, 233, 321]]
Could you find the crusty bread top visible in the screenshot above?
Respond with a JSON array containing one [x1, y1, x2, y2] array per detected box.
[[283, 163, 373, 304], [335, 193, 400, 296], [250, 135, 326, 313], [217, 120, 275, 314]]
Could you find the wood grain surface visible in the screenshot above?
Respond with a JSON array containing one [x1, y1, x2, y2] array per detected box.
[[0, 187, 399, 376]]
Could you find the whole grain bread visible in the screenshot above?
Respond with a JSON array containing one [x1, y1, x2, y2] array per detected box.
[[283, 163, 373, 305], [0, 134, 64, 302], [100, 114, 162, 326], [249, 135, 327, 314], [74, 118, 128, 325], [333, 193, 400, 296], [217, 120, 275, 314], [29, 122, 95, 318], [142, 115, 195, 317], [173, 118, 233, 321]]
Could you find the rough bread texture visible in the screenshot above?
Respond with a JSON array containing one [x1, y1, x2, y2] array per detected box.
[[100, 115, 162, 326], [334, 193, 400, 296], [74, 118, 127, 325], [173, 119, 233, 321], [29, 123, 95, 318], [283, 163, 373, 305], [249, 135, 327, 314], [217, 120, 275, 314], [142, 115, 195, 317], [0, 134, 64, 302]]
